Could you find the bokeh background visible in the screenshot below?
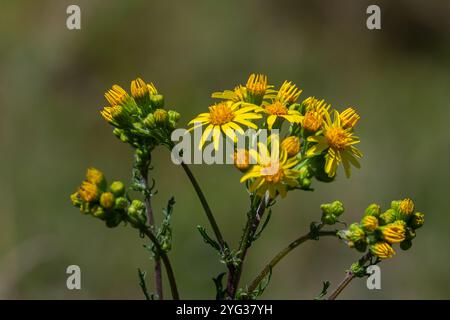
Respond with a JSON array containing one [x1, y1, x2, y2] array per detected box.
[[1, 0, 449, 299]]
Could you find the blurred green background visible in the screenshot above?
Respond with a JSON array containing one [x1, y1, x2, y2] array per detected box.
[[1, 0, 449, 299]]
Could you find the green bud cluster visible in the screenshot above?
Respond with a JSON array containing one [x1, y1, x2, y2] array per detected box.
[[320, 200, 344, 225], [338, 199, 425, 259], [70, 168, 152, 229]]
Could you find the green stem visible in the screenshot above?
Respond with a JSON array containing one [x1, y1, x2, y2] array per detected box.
[[180, 162, 227, 251], [227, 197, 267, 298], [140, 163, 163, 299], [326, 253, 372, 300], [247, 229, 337, 293], [139, 225, 180, 300]]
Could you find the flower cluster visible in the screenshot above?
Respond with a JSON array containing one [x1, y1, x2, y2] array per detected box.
[[70, 167, 147, 228], [101, 78, 181, 149], [188, 73, 363, 200], [338, 198, 425, 259]]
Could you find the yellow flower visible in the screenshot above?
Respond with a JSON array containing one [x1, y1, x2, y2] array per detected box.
[[399, 198, 414, 216], [381, 221, 406, 244], [306, 110, 362, 178], [78, 181, 99, 202], [211, 73, 275, 104], [189, 101, 261, 150], [339, 107, 360, 129], [234, 149, 251, 171], [154, 109, 168, 123], [370, 242, 395, 259], [240, 142, 300, 199], [301, 97, 331, 132], [105, 85, 129, 106], [281, 136, 301, 157], [100, 192, 115, 209], [276, 81, 302, 104], [86, 167, 104, 186], [130, 78, 149, 100], [262, 101, 303, 129], [361, 215, 378, 232]]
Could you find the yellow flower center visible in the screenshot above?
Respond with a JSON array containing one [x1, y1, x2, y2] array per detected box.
[[325, 127, 349, 150], [265, 101, 288, 115], [261, 167, 284, 184], [209, 102, 235, 125]]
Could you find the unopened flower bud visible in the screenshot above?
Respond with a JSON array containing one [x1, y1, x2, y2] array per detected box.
[[380, 221, 406, 244], [234, 149, 250, 171], [370, 242, 395, 259], [143, 113, 156, 128], [410, 212, 425, 229], [86, 167, 105, 188], [281, 136, 301, 157], [361, 215, 378, 232], [92, 205, 106, 220], [128, 199, 147, 224], [70, 192, 81, 207], [115, 197, 128, 210], [168, 110, 181, 123], [347, 223, 366, 243], [110, 181, 125, 197], [400, 239, 412, 251], [350, 262, 366, 277], [100, 192, 115, 209], [154, 109, 168, 123], [364, 203, 381, 217], [150, 94, 164, 108], [379, 209, 396, 225], [321, 201, 344, 217], [106, 214, 123, 228]]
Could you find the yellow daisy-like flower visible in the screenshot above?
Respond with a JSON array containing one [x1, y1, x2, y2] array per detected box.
[[240, 142, 300, 199], [189, 101, 261, 150], [381, 221, 406, 244], [370, 242, 395, 259], [306, 110, 362, 178], [130, 78, 149, 100], [261, 101, 303, 129]]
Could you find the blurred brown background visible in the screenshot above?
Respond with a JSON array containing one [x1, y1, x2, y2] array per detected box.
[[0, 0, 449, 299]]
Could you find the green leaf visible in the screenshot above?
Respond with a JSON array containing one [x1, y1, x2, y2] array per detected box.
[[137, 268, 152, 300], [314, 281, 331, 300], [197, 225, 221, 252], [212, 272, 226, 300]]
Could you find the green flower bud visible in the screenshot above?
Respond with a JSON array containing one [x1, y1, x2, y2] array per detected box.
[[70, 192, 82, 207], [322, 214, 337, 225], [110, 181, 125, 197], [391, 200, 401, 212], [115, 197, 128, 210], [300, 177, 312, 189], [128, 199, 147, 224], [298, 166, 311, 180], [354, 241, 368, 253], [410, 212, 425, 229], [379, 209, 396, 225], [347, 223, 366, 243], [100, 192, 115, 209], [365, 233, 379, 245], [106, 214, 122, 228], [168, 110, 181, 123], [400, 239, 412, 251], [321, 201, 344, 217], [92, 205, 106, 220], [120, 132, 129, 143], [364, 203, 381, 217], [113, 128, 123, 139], [350, 262, 366, 277], [405, 227, 416, 240], [143, 113, 156, 128], [150, 94, 164, 108]]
